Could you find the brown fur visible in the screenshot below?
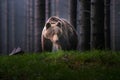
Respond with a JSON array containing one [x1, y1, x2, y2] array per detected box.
[[41, 16, 78, 52]]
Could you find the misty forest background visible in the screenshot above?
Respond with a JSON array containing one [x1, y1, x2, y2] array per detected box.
[[0, 0, 119, 55]]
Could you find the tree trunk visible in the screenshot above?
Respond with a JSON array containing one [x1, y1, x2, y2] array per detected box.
[[26, 0, 33, 52], [0, 0, 1, 54], [46, 0, 51, 20], [11, 0, 15, 50], [70, 0, 77, 29], [110, 0, 115, 51], [26, 0, 30, 52], [4, 0, 8, 54], [53, 0, 56, 16], [90, 0, 105, 50], [104, 0, 110, 50], [29, 0, 33, 52], [55, 0, 59, 16], [79, 0, 90, 51], [34, 0, 45, 52], [110, 0, 120, 51]]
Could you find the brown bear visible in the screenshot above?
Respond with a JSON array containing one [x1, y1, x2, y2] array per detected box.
[[41, 16, 78, 52]]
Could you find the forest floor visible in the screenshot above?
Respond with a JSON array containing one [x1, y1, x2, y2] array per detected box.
[[0, 50, 120, 80]]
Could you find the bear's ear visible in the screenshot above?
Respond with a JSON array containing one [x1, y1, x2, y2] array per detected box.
[[46, 22, 51, 29], [56, 22, 62, 28]]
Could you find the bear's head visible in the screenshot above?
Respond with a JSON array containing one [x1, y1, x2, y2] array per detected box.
[[44, 22, 63, 43], [43, 21, 63, 51]]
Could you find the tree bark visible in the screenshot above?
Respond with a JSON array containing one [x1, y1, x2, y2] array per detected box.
[[104, 0, 110, 50], [29, 0, 33, 52], [46, 0, 51, 20], [26, 0, 34, 52], [4, 0, 8, 54], [79, 0, 90, 51], [90, 0, 105, 50], [0, 0, 1, 54], [70, 0, 77, 29], [34, 0, 45, 52], [11, 0, 15, 50], [55, 0, 59, 16], [26, 0, 30, 52], [110, 0, 115, 51]]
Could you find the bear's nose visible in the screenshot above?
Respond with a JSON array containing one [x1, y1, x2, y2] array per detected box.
[[53, 35, 59, 43], [55, 40, 59, 43]]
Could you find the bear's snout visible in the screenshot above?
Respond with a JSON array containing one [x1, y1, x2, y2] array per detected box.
[[52, 34, 59, 43]]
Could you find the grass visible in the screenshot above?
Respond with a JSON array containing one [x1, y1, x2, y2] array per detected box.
[[0, 50, 120, 80]]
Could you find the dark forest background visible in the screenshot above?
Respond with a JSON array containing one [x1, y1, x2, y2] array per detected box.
[[0, 0, 120, 55]]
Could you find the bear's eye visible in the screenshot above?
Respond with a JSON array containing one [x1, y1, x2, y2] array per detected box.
[[56, 22, 62, 28], [46, 23, 51, 29], [51, 18, 54, 21]]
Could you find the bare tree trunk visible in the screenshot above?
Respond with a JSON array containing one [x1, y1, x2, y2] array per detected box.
[[70, 0, 77, 29], [4, 0, 8, 54], [90, 0, 95, 49], [55, 0, 59, 16], [11, 0, 15, 49], [53, 0, 56, 16], [26, 0, 30, 52], [29, 0, 33, 52], [46, 0, 51, 20], [0, 0, 1, 54], [23, 0, 26, 52], [110, 0, 115, 51], [90, 0, 105, 50], [68, 0, 70, 21], [34, 0, 45, 52], [79, 0, 90, 51], [26, 0, 29, 52], [104, 0, 110, 50]]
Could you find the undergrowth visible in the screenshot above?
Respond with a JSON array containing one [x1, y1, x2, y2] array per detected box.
[[0, 50, 120, 80]]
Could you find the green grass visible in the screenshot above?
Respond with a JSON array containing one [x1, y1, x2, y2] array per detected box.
[[0, 50, 120, 80]]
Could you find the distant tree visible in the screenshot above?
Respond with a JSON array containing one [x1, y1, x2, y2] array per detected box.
[[4, 0, 8, 54], [90, 0, 105, 49], [29, 0, 33, 52], [26, 0, 34, 52], [46, 0, 51, 20], [53, 0, 56, 16], [34, 0, 45, 52], [26, 0, 30, 52], [55, 0, 59, 16], [104, 0, 110, 50], [70, 0, 77, 29], [0, 0, 1, 54], [79, 0, 90, 51], [11, 0, 15, 50]]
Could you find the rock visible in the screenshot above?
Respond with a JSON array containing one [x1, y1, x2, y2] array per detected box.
[[9, 47, 24, 56]]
